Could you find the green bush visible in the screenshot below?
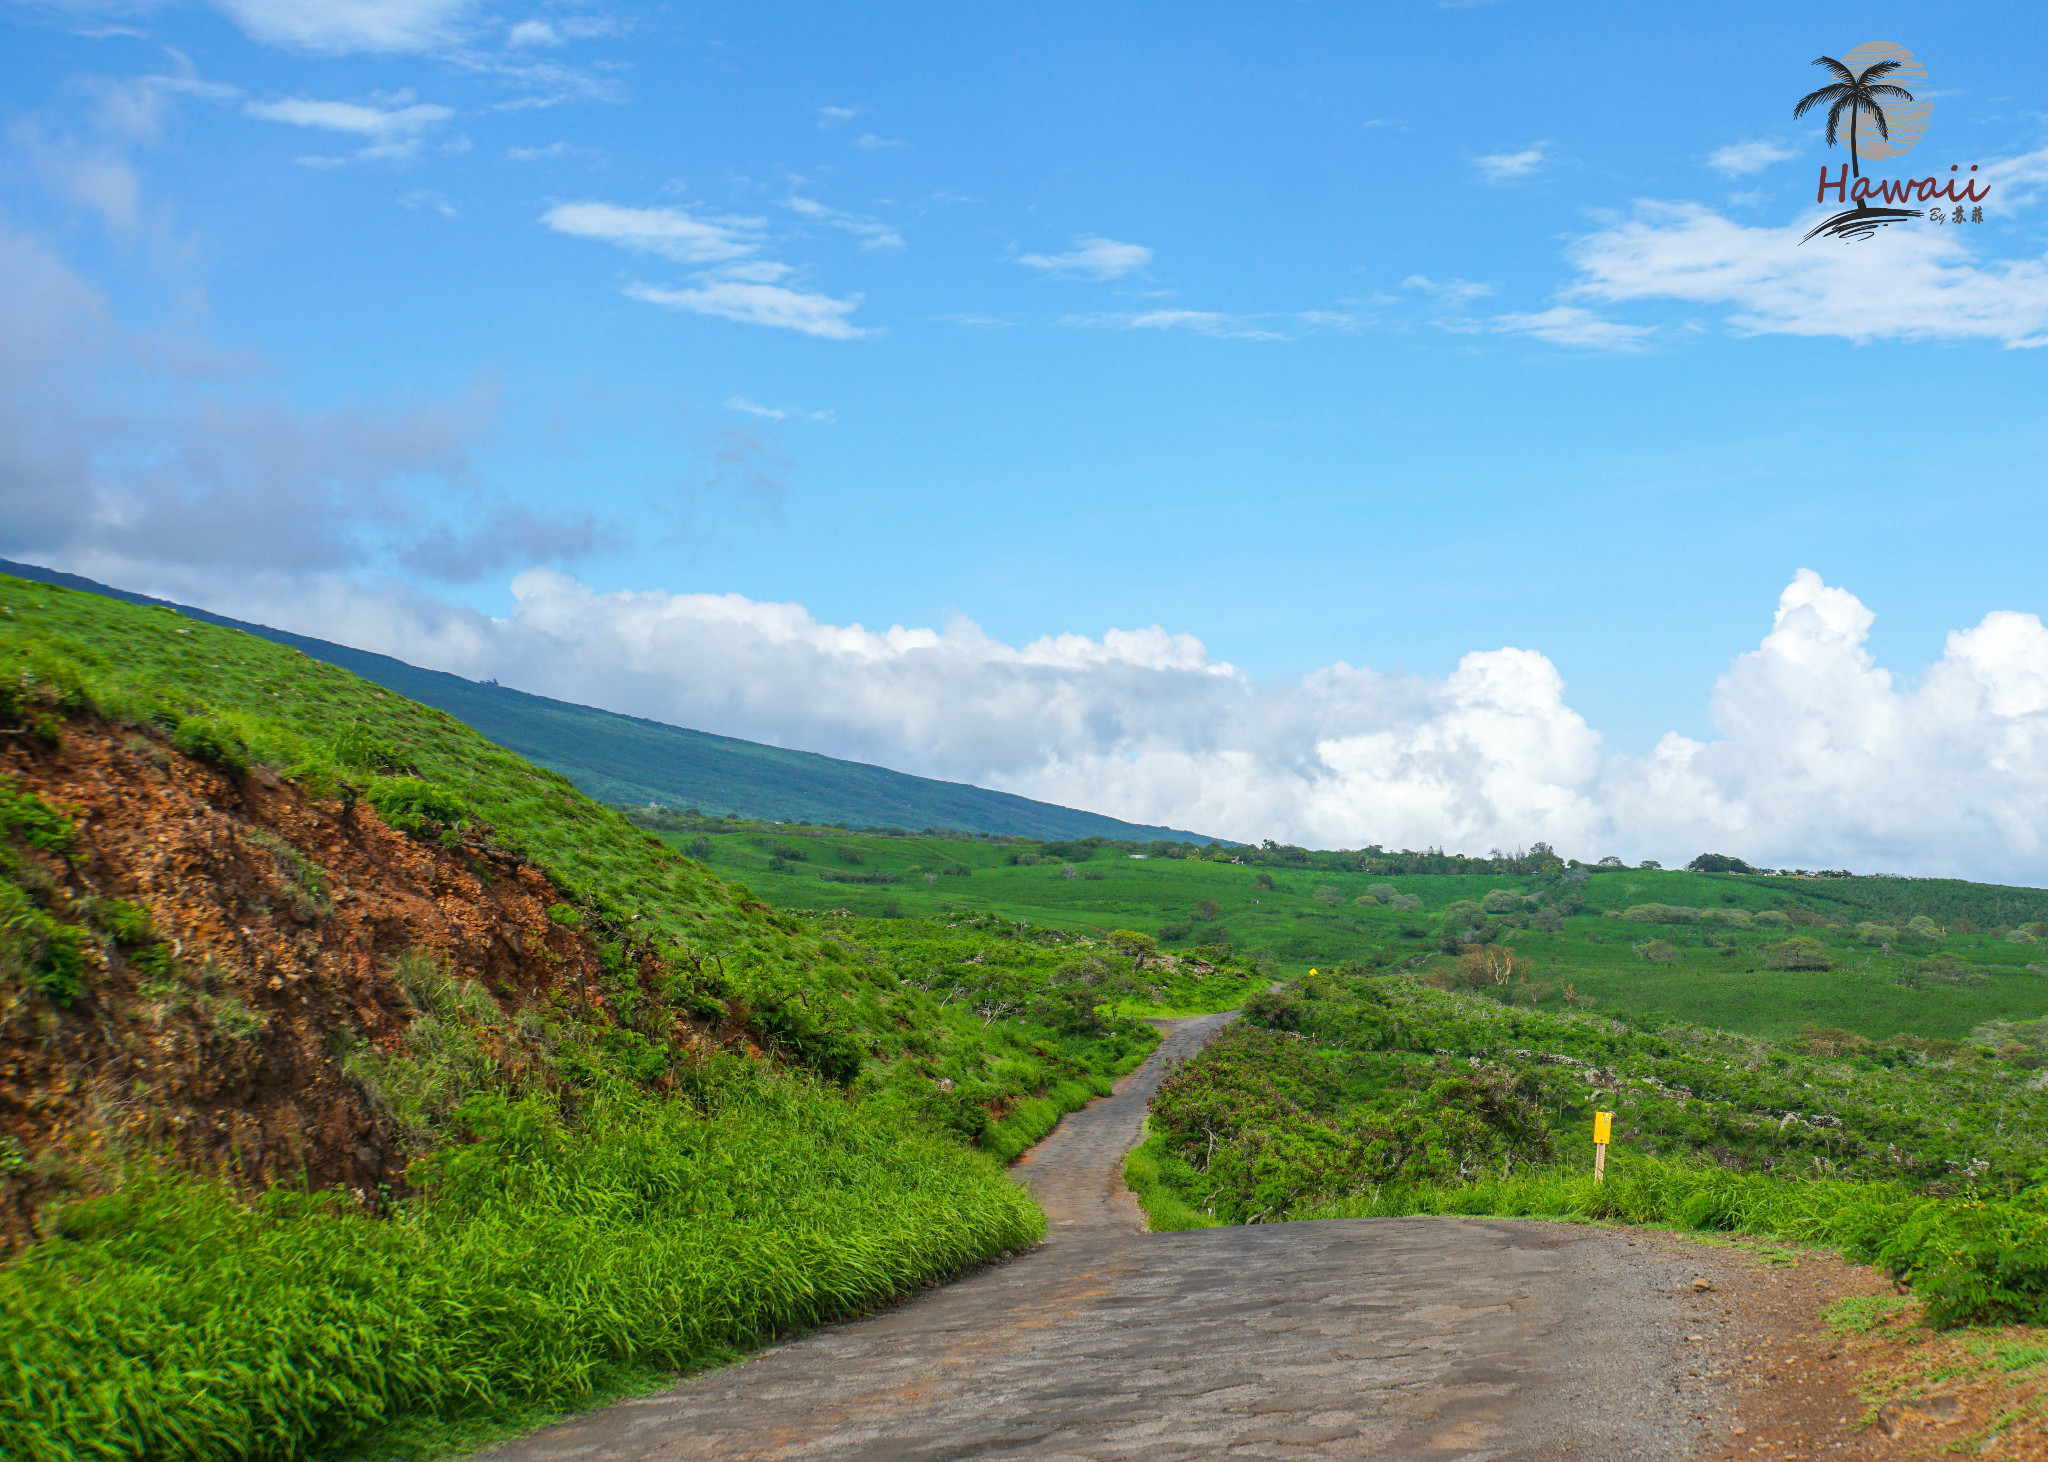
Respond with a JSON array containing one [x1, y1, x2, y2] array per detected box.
[[1763, 936, 1834, 970], [365, 778, 469, 839]]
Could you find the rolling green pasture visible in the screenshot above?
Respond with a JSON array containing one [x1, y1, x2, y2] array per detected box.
[[657, 824, 2048, 1042]]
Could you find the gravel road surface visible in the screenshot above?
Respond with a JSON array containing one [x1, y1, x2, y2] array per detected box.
[[473, 1013, 1753, 1461]]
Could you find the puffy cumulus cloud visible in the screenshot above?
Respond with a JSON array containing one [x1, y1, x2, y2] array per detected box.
[[0, 229, 607, 584], [189, 565, 2048, 881], [1614, 571, 2048, 876]]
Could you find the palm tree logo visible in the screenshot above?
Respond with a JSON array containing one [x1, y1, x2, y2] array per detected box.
[[1794, 55, 1915, 179]]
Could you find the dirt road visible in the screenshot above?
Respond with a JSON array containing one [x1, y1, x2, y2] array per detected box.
[[473, 1014, 1787, 1460]]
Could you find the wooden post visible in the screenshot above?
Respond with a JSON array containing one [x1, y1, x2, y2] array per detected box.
[[1593, 1110, 1612, 1183]]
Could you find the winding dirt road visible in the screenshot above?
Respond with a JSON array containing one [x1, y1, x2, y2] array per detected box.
[[474, 1015, 1768, 1461]]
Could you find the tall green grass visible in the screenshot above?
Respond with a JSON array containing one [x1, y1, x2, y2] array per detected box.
[[1290, 1154, 2048, 1329], [1122, 1129, 1226, 1232], [0, 1066, 1042, 1462]]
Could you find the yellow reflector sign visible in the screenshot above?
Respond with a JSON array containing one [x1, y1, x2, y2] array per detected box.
[[1593, 1111, 1613, 1145]]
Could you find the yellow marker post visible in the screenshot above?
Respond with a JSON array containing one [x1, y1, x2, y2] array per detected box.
[[1593, 1111, 1613, 1184]]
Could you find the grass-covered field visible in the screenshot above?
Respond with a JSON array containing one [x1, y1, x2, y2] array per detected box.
[[660, 817, 2048, 1043]]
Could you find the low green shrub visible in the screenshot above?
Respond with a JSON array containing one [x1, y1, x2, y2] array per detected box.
[[1123, 1129, 1226, 1231]]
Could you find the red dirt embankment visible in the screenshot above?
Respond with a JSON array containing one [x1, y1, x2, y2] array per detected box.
[[0, 718, 604, 1246]]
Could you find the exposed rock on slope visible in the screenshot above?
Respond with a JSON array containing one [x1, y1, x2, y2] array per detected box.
[[0, 715, 607, 1246]]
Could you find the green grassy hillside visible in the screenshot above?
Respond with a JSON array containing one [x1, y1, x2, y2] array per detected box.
[[0, 560, 1217, 842], [669, 821, 2048, 1042], [0, 573, 1258, 1462]]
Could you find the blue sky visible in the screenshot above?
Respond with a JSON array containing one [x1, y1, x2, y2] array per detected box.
[[6, 0, 2048, 872]]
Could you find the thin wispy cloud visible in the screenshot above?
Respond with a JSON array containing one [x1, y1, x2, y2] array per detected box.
[[244, 96, 453, 132], [817, 106, 858, 127], [1471, 142, 1551, 183], [1018, 235, 1152, 280], [726, 394, 835, 422], [1402, 274, 1493, 306], [398, 188, 457, 217], [540, 201, 762, 263], [1707, 139, 1796, 176], [783, 192, 903, 250], [243, 92, 455, 162], [854, 133, 903, 150], [209, 0, 482, 54], [1491, 305, 1653, 351], [626, 279, 871, 339], [507, 19, 558, 46], [1062, 309, 1352, 340], [506, 141, 595, 162], [1562, 187, 2048, 348]]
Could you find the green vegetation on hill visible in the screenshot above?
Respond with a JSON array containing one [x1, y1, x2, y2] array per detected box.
[[0, 575, 1229, 1461], [1134, 969, 2048, 1328], [0, 561, 1217, 843], [667, 821, 2048, 1043]]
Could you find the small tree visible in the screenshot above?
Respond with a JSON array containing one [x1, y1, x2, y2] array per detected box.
[[1313, 885, 1342, 907], [1108, 929, 1158, 969]]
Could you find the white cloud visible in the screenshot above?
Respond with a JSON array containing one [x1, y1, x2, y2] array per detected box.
[[1064, 310, 1287, 340], [543, 199, 871, 336], [817, 106, 858, 127], [725, 394, 834, 423], [182, 566, 2048, 882], [0, 228, 605, 584], [1063, 309, 1353, 340], [1707, 139, 1795, 176], [507, 18, 557, 45], [1490, 305, 1653, 350], [625, 279, 871, 339], [398, 188, 457, 217], [206, 0, 479, 53], [1564, 200, 2048, 347], [243, 93, 454, 162], [782, 192, 903, 250], [506, 141, 592, 162], [1402, 274, 1493, 305], [244, 96, 454, 135], [1472, 142, 1550, 183], [540, 202, 763, 264], [853, 133, 903, 150], [1018, 235, 1152, 280]]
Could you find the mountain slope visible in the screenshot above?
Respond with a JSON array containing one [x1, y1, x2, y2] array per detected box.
[[0, 561, 1220, 843]]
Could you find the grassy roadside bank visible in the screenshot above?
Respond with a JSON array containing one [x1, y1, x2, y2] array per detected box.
[[0, 580, 1200, 1461]]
